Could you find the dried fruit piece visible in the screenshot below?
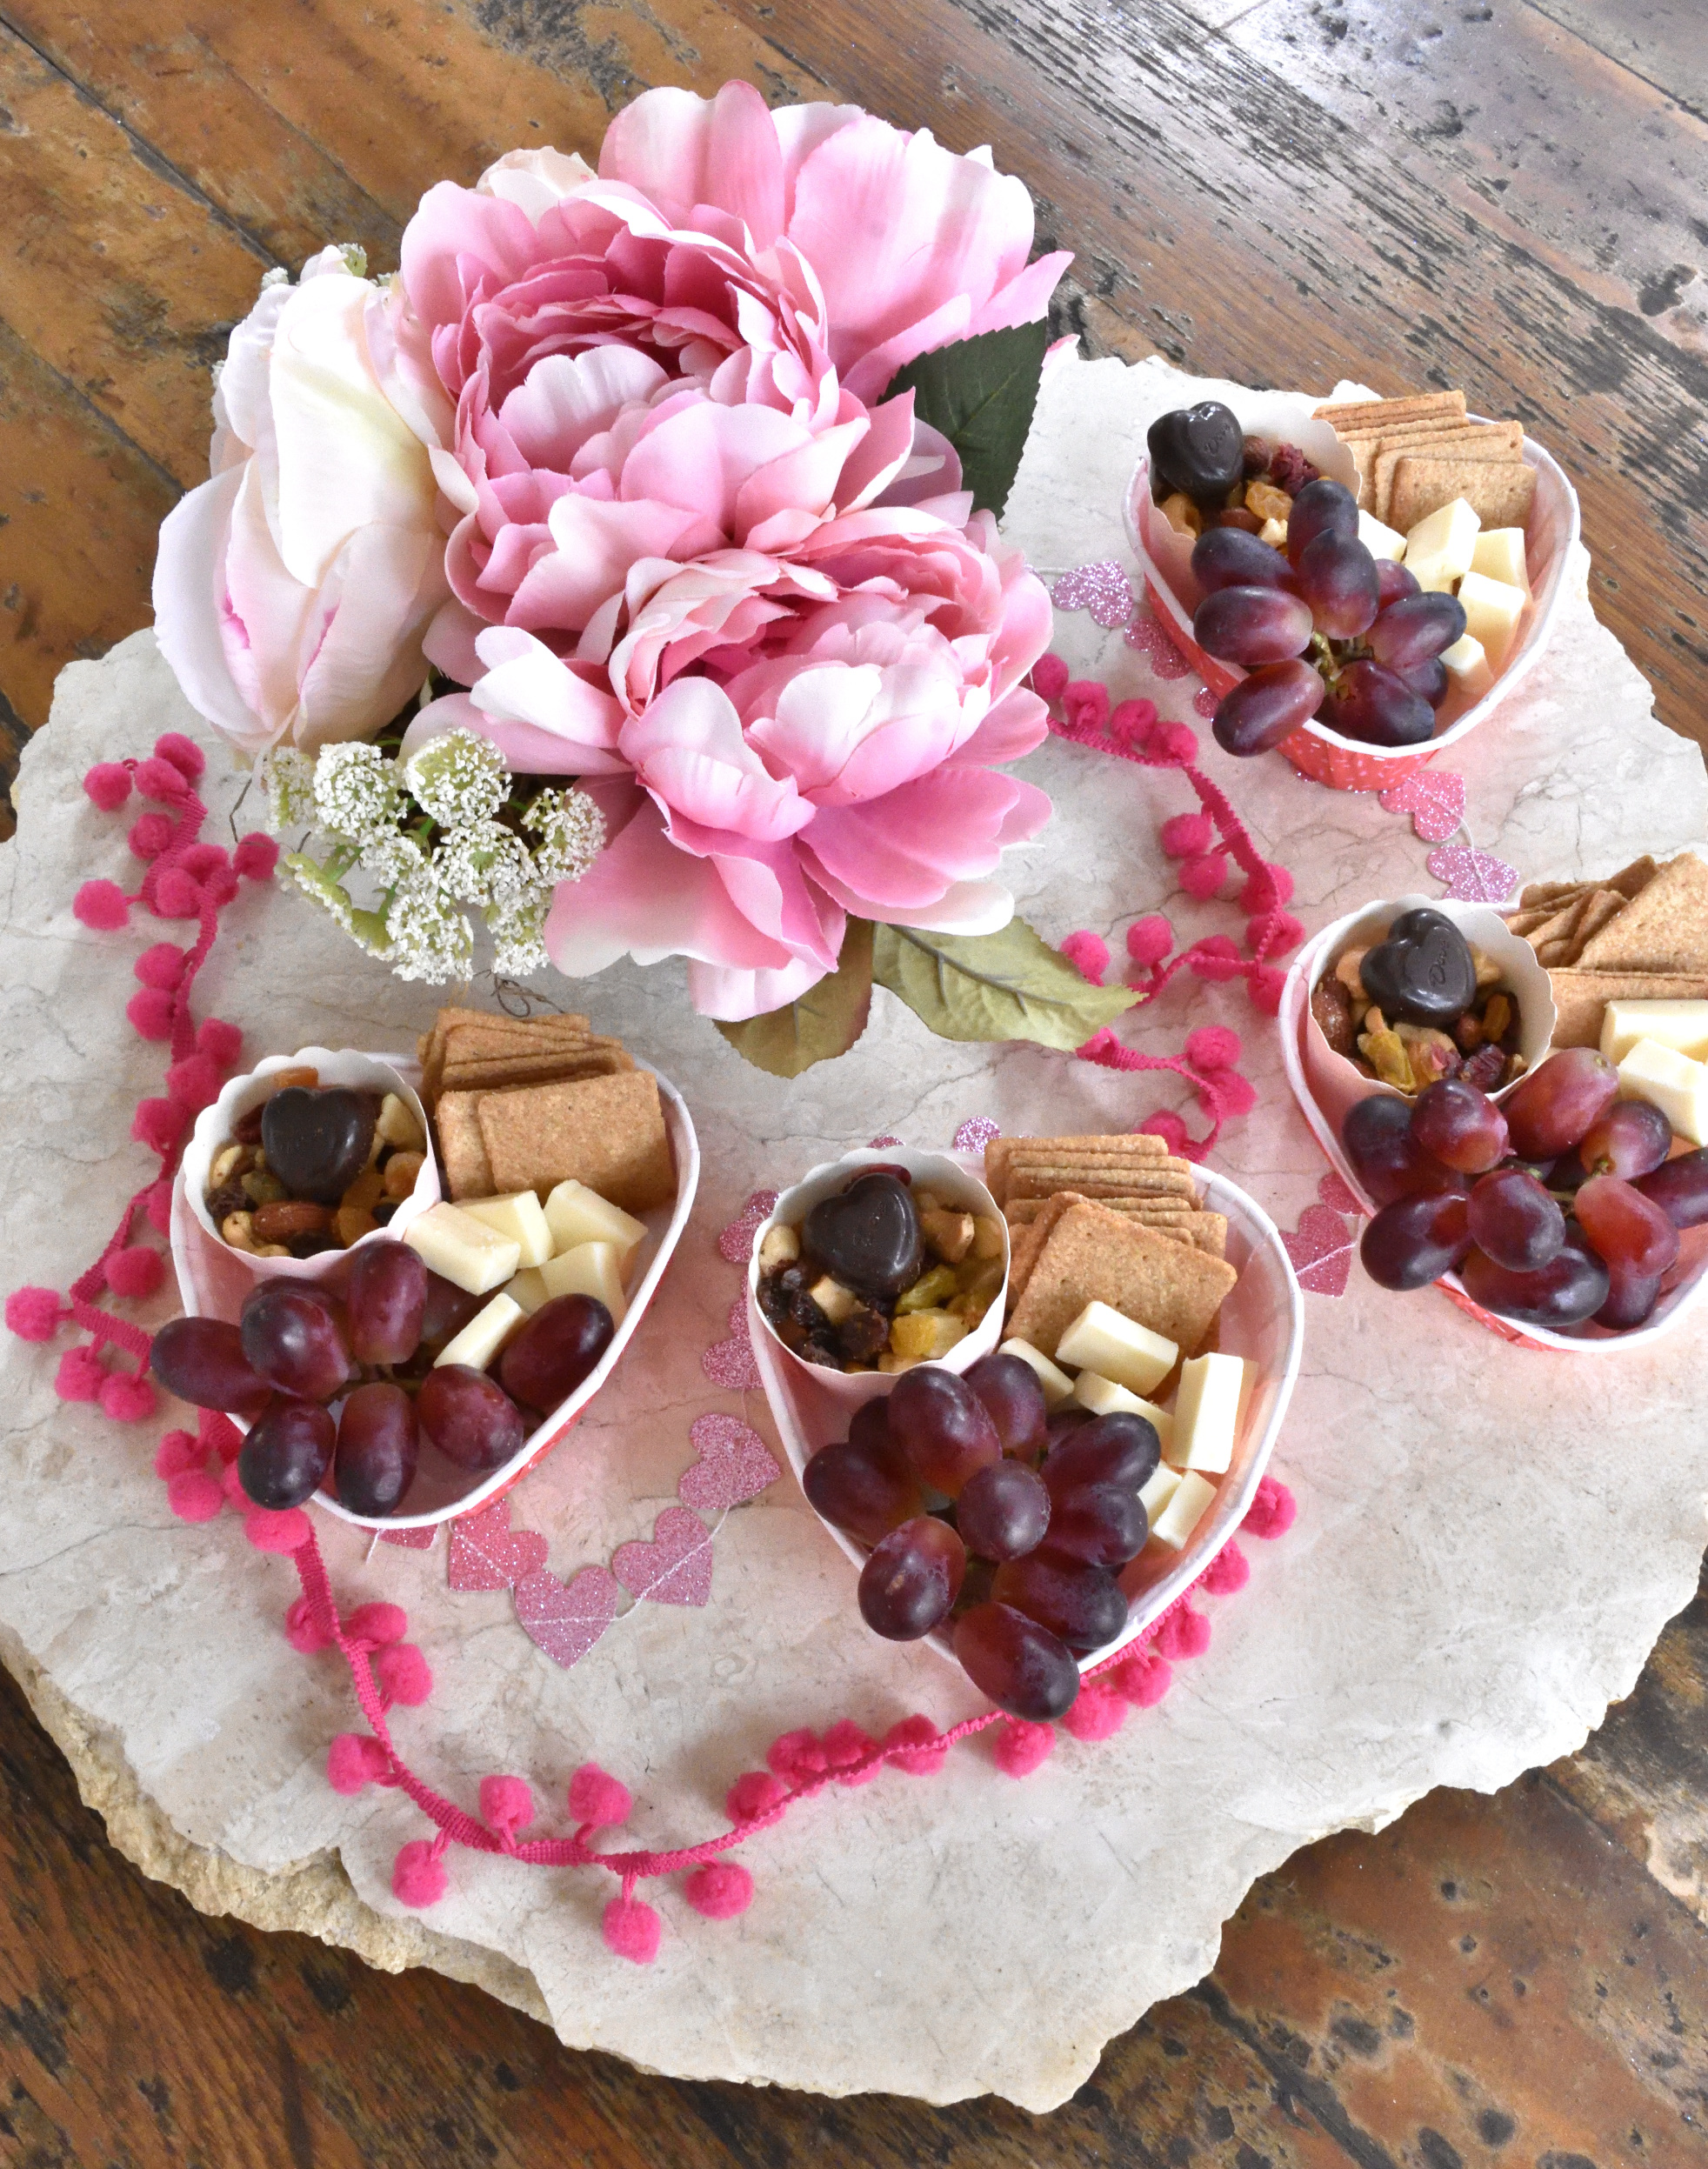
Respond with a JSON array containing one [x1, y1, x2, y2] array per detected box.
[[1159, 491, 1203, 537], [920, 1208, 976, 1264], [1311, 977, 1357, 1056], [890, 1310, 969, 1361], [382, 1150, 425, 1199], [895, 1265, 959, 1314], [1334, 947, 1369, 1000], [1244, 479, 1293, 524]]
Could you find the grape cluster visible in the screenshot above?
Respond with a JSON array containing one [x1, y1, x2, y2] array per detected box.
[[802, 1354, 1162, 1719], [1192, 479, 1466, 757], [151, 1240, 614, 1514], [1344, 1049, 1708, 1331]]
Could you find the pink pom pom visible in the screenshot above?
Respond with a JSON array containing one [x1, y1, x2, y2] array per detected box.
[[125, 986, 175, 1041], [883, 1715, 947, 1775], [1151, 721, 1200, 766], [568, 1763, 632, 1829], [1202, 1540, 1251, 1596], [1250, 911, 1304, 957], [1184, 1025, 1242, 1071], [993, 1719, 1055, 1777], [820, 1719, 880, 1785], [726, 1770, 787, 1823], [1125, 916, 1174, 969], [284, 1595, 335, 1654], [1111, 1650, 1172, 1707], [1160, 812, 1213, 858], [1205, 1070, 1258, 1119], [1240, 861, 1294, 912], [74, 880, 130, 931], [54, 1346, 106, 1402], [602, 1892, 660, 1963], [1062, 1685, 1127, 1742], [1062, 679, 1110, 732], [134, 942, 186, 990], [1059, 931, 1110, 985], [1187, 933, 1244, 983], [392, 1839, 448, 1907], [128, 812, 176, 861], [1138, 1111, 1190, 1155], [345, 1600, 407, 1647], [1179, 852, 1228, 901], [376, 1642, 433, 1707], [1249, 966, 1286, 1016], [153, 1429, 203, 1479], [684, 1862, 754, 1919], [100, 1371, 157, 1422], [197, 1018, 244, 1068], [1032, 652, 1070, 703], [6, 1286, 63, 1341], [201, 864, 240, 910], [105, 1245, 164, 1298], [165, 1054, 223, 1113], [131, 1099, 186, 1155], [153, 732, 205, 782], [1153, 1605, 1211, 1661], [83, 762, 132, 811], [328, 1732, 389, 1795], [244, 1505, 311, 1553], [1244, 1473, 1297, 1539], [167, 1469, 224, 1522], [134, 755, 190, 804], [181, 842, 226, 880], [1108, 697, 1157, 744], [150, 867, 202, 919], [144, 1179, 174, 1235], [765, 1728, 828, 1786], [480, 1775, 536, 1840], [234, 831, 279, 880]]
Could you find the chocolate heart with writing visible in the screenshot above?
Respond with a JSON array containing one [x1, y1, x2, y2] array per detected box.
[[1147, 401, 1244, 510], [1359, 908, 1477, 1026], [262, 1087, 378, 1205], [802, 1173, 923, 1301]]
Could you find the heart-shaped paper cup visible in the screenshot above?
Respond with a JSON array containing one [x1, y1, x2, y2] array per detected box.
[[746, 1147, 1008, 1412], [170, 1063, 701, 1526], [751, 1158, 1303, 1674]]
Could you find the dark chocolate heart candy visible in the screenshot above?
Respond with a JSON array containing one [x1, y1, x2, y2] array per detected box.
[[1148, 401, 1244, 510], [1360, 908, 1477, 1025], [802, 1173, 923, 1301], [261, 1086, 378, 1205]]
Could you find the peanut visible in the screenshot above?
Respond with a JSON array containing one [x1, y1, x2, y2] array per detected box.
[[210, 1142, 250, 1186], [221, 1211, 258, 1253], [757, 1224, 800, 1273]]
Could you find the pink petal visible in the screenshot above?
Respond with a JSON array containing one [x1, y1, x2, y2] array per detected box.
[[400, 180, 544, 343], [621, 676, 813, 841], [688, 952, 831, 1021], [510, 496, 713, 632], [619, 401, 808, 534], [804, 768, 1051, 911], [465, 628, 629, 771]]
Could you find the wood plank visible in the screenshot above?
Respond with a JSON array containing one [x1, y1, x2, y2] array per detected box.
[[1528, 0, 1708, 119]]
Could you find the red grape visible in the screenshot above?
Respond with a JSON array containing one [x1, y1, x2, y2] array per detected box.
[[953, 1604, 1080, 1721], [420, 1270, 485, 1351], [499, 1292, 614, 1412], [1501, 1049, 1618, 1161], [1576, 1098, 1673, 1180], [886, 1365, 1002, 1497], [417, 1365, 526, 1471], [990, 1552, 1130, 1653], [1411, 1078, 1510, 1173], [150, 1317, 272, 1417], [1296, 530, 1380, 637], [1634, 1147, 1708, 1229], [1041, 1411, 1160, 1498], [803, 1428, 923, 1545], [955, 1458, 1051, 1561], [1191, 526, 1299, 594], [1359, 1190, 1471, 1290], [1192, 585, 1314, 666], [1572, 1175, 1679, 1278], [857, 1516, 965, 1639], [1460, 1241, 1608, 1330], [1342, 1094, 1460, 1205], [1038, 1482, 1148, 1567], [335, 1382, 419, 1516], [1045, 1405, 1093, 1446], [346, 1240, 428, 1366], [1284, 477, 1358, 565], [1466, 1167, 1565, 1271], [1325, 658, 1434, 746], [1596, 1260, 1664, 1331], [1398, 657, 1450, 707], [1377, 559, 1420, 607], [962, 1351, 1048, 1462], [240, 1282, 353, 1402], [1364, 591, 1467, 671], [238, 1395, 335, 1509], [1211, 658, 1327, 757]]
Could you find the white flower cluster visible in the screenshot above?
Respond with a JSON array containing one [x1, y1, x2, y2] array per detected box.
[[259, 728, 604, 984]]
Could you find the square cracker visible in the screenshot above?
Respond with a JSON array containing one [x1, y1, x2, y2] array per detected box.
[[1373, 424, 1522, 519], [1390, 456, 1536, 533], [984, 1134, 1163, 1203], [440, 1048, 632, 1093], [1564, 890, 1627, 962], [1003, 1193, 1084, 1308], [1313, 390, 1465, 430], [1006, 1167, 1197, 1203], [477, 1070, 674, 1211], [435, 1092, 496, 1201], [1573, 852, 1708, 974], [1006, 1199, 1238, 1360], [1545, 969, 1708, 1048]]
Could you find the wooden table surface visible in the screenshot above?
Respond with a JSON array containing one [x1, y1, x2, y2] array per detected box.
[[2, 2, 1705, 2159]]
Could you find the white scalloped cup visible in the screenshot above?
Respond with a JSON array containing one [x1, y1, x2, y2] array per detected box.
[[170, 1063, 702, 1527], [751, 1150, 1303, 1676], [1121, 401, 1579, 791]]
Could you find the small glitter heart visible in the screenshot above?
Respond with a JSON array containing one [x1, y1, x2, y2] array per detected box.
[[1379, 769, 1465, 844], [1124, 606, 1192, 681], [613, 1506, 715, 1608], [702, 1297, 761, 1391], [951, 1115, 1000, 1151], [868, 1133, 901, 1149], [1192, 684, 1218, 719], [1281, 1202, 1356, 1296], [448, 1498, 549, 1592], [1427, 844, 1518, 904], [678, 1413, 781, 1512], [1051, 560, 1135, 629], [514, 1565, 622, 1666], [717, 1189, 778, 1265], [1318, 1171, 1364, 1218], [379, 1524, 437, 1550]]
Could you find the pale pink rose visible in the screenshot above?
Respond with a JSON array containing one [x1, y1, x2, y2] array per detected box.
[[153, 249, 450, 757]]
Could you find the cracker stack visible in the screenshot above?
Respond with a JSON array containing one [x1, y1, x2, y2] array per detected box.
[[1507, 851, 1708, 1049], [1311, 390, 1535, 532], [417, 1007, 673, 1213], [984, 1132, 1228, 1258]]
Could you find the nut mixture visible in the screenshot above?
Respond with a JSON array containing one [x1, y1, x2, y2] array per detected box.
[[204, 1066, 430, 1258], [1313, 944, 1522, 1095]]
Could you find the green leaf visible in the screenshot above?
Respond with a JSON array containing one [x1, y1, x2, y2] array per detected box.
[[871, 918, 1140, 1051], [714, 919, 874, 1078], [883, 321, 1050, 521]]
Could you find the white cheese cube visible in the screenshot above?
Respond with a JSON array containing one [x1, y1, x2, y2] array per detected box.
[[458, 1190, 554, 1268], [1164, 1352, 1246, 1475], [997, 1338, 1075, 1409], [1149, 1469, 1217, 1551], [403, 1202, 522, 1295], [808, 1276, 859, 1325], [505, 1267, 551, 1316], [1469, 526, 1531, 594], [1138, 1460, 1182, 1525], [1258, 516, 1289, 550], [1440, 632, 1494, 701], [1456, 570, 1526, 669], [542, 1178, 648, 1262], [1403, 497, 1480, 592], [1617, 1038, 1708, 1146], [434, 1291, 526, 1371], [1054, 1300, 1178, 1394], [1071, 1371, 1175, 1456], [1357, 509, 1407, 562], [1600, 999, 1708, 1067], [539, 1240, 628, 1323]]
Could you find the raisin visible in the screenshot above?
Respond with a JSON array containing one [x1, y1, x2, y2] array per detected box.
[[1310, 977, 1357, 1058], [232, 1105, 265, 1145], [836, 1307, 891, 1363]]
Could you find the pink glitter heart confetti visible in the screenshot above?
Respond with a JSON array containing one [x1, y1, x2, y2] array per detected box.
[[1123, 606, 1192, 681], [869, 1133, 902, 1149], [379, 1525, 437, 1550], [678, 1413, 782, 1512], [951, 1115, 1000, 1151], [613, 1505, 716, 1608], [513, 1565, 622, 1668], [1051, 560, 1135, 629], [1427, 844, 1518, 904], [717, 1189, 778, 1265], [702, 1296, 761, 1391], [1379, 768, 1465, 844], [1192, 684, 1218, 719], [1318, 1170, 1364, 1218], [1281, 1202, 1356, 1297], [448, 1498, 550, 1592]]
